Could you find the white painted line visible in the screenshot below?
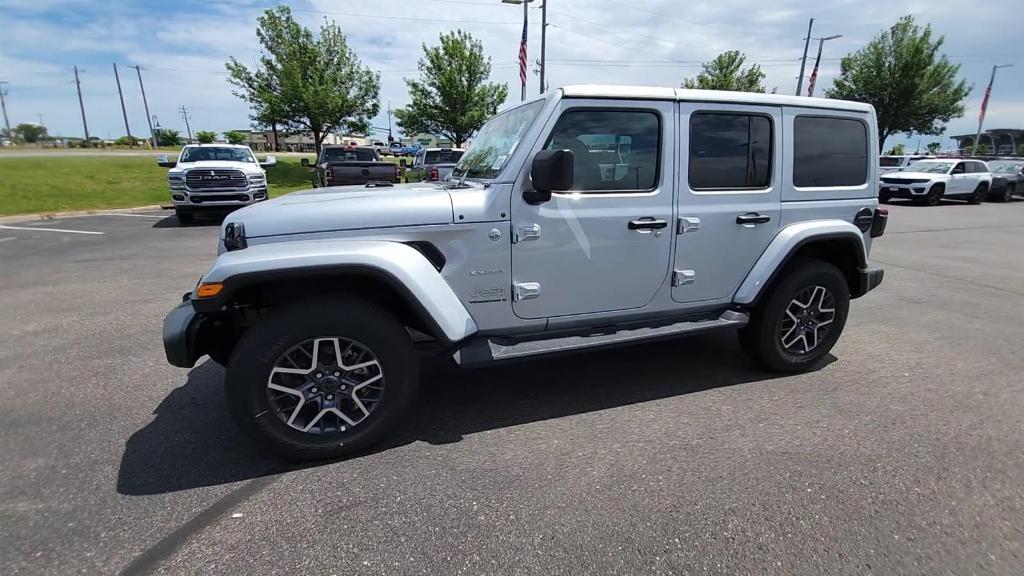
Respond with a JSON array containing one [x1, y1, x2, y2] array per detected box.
[[0, 237, 16, 243], [0, 225, 105, 235]]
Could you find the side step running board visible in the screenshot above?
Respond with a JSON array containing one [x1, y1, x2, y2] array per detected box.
[[454, 310, 748, 366]]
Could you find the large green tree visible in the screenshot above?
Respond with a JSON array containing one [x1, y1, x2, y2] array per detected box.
[[926, 141, 942, 154], [226, 6, 380, 154], [826, 16, 970, 151], [154, 128, 181, 147], [223, 130, 247, 145], [195, 130, 217, 144], [394, 30, 508, 148], [682, 51, 765, 93], [16, 123, 47, 143]]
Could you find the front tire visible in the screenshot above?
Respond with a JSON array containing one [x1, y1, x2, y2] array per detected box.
[[175, 209, 195, 224], [968, 183, 987, 205], [226, 297, 419, 461], [925, 184, 944, 206], [739, 258, 850, 373]]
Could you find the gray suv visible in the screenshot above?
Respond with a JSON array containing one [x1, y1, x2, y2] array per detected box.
[[163, 86, 887, 460]]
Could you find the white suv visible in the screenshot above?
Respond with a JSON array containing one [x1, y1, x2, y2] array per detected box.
[[879, 159, 992, 206]]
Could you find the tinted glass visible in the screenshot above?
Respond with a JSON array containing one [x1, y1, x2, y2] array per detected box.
[[952, 162, 966, 174], [689, 113, 772, 189], [973, 162, 988, 173], [322, 148, 376, 162], [425, 150, 464, 164], [793, 116, 868, 187], [545, 110, 660, 191], [879, 157, 902, 167]]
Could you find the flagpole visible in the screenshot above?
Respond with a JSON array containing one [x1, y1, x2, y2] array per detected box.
[[972, 64, 1013, 155]]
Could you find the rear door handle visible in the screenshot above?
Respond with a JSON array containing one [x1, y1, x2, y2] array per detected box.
[[736, 213, 771, 225], [628, 218, 668, 230]]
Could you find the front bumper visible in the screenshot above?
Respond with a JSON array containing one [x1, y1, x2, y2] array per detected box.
[[169, 183, 268, 208], [879, 183, 930, 199], [163, 298, 202, 368], [853, 267, 884, 299]]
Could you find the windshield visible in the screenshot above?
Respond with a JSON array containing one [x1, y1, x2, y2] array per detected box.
[[989, 162, 1021, 174], [180, 147, 254, 163], [425, 150, 464, 164], [452, 100, 545, 179], [905, 161, 953, 174], [322, 148, 377, 162]]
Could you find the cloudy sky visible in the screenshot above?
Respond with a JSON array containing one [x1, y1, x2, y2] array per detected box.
[[0, 0, 1019, 149]]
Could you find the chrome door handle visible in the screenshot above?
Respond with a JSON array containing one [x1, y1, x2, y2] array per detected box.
[[736, 213, 771, 225], [628, 218, 668, 230]]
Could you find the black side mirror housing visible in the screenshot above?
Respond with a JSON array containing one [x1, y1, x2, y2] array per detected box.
[[526, 149, 573, 204], [300, 158, 310, 168]]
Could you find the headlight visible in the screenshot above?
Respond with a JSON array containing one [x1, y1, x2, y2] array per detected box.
[[247, 173, 265, 182], [168, 174, 183, 182]]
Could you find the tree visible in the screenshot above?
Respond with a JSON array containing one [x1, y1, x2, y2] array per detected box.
[[114, 135, 141, 147], [195, 130, 217, 144], [926, 141, 942, 155], [826, 16, 970, 151], [154, 128, 181, 147], [1017, 144, 1024, 157], [887, 143, 907, 156], [16, 123, 47, 143], [681, 51, 765, 92], [223, 130, 247, 145], [226, 6, 380, 154], [393, 30, 508, 148], [975, 143, 991, 155]]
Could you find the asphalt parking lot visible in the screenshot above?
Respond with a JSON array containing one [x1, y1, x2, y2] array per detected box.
[[2, 199, 1023, 575]]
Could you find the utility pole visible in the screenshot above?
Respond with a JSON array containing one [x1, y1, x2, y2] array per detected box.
[[796, 18, 814, 96], [73, 66, 91, 145], [972, 63, 1013, 155], [128, 65, 158, 149], [387, 100, 393, 142], [178, 105, 193, 143], [0, 82, 11, 141], [112, 63, 133, 147], [539, 0, 547, 95]]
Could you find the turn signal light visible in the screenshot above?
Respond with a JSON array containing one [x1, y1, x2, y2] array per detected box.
[[195, 283, 224, 298]]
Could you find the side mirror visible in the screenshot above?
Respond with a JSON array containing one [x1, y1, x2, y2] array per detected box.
[[300, 158, 310, 168], [156, 154, 176, 168], [399, 159, 408, 167], [526, 149, 573, 204], [261, 155, 277, 168]]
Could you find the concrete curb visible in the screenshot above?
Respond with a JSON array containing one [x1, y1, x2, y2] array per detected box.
[[0, 204, 172, 225]]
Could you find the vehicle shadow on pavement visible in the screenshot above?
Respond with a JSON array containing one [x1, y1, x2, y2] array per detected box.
[[151, 213, 227, 228], [117, 332, 832, 496]]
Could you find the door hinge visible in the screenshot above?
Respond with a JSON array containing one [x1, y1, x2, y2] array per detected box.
[[672, 269, 696, 287], [513, 282, 542, 301], [513, 223, 541, 243], [677, 217, 701, 234]]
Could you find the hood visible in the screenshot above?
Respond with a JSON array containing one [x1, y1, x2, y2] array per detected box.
[[230, 182, 454, 238], [883, 171, 944, 180], [171, 160, 264, 175]]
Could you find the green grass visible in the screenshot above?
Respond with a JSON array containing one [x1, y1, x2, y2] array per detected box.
[[0, 156, 316, 216]]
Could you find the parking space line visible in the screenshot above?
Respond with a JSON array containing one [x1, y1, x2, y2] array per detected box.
[[0, 225, 105, 235]]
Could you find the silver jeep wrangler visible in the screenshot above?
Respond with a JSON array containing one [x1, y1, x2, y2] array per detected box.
[[163, 85, 887, 460]]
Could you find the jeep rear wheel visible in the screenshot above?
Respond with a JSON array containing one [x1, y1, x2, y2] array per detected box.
[[225, 297, 418, 460], [739, 258, 850, 373]]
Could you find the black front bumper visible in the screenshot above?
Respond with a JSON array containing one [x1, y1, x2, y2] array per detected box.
[[853, 267, 884, 299], [163, 298, 202, 368]]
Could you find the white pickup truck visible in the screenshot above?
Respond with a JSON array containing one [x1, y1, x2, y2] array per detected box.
[[158, 144, 277, 223]]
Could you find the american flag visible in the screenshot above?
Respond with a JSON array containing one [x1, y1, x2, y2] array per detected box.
[[806, 63, 819, 97], [979, 82, 992, 124], [518, 17, 528, 89]]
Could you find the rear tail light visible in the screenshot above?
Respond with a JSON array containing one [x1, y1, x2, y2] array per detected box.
[[871, 208, 888, 238], [428, 166, 439, 181]]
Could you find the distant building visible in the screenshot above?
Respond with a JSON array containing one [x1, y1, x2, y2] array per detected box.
[[239, 130, 370, 152], [950, 129, 1023, 156], [400, 133, 456, 148]]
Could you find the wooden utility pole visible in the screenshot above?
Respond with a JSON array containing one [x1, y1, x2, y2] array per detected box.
[[113, 63, 133, 147], [73, 66, 91, 145]]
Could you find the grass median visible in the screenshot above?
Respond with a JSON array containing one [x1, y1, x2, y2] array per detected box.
[[0, 155, 318, 216]]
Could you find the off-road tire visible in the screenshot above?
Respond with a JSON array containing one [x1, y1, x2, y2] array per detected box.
[[878, 192, 891, 204], [968, 183, 987, 205], [739, 258, 850, 373], [225, 296, 419, 461], [175, 209, 195, 224]]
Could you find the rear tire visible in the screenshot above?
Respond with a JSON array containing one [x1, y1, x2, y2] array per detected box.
[[739, 258, 850, 373], [878, 192, 891, 204], [996, 184, 1013, 202], [968, 183, 987, 205], [175, 209, 195, 224], [225, 297, 419, 461]]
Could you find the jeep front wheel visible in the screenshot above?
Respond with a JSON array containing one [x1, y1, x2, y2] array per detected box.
[[225, 297, 419, 460], [739, 258, 850, 373]]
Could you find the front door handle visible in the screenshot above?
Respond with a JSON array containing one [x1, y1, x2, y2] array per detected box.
[[628, 218, 668, 230], [736, 213, 771, 225]]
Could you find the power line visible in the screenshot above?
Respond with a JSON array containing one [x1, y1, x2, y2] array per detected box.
[[206, 0, 519, 25]]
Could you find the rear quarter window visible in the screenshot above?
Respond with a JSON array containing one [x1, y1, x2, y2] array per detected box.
[[793, 116, 868, 187]]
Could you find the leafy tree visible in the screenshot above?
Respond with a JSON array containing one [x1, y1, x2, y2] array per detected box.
[[223, 130, 247, 145], [154, 128, 181, 146], [926, 141, 942, 155], [826, 15, 970, 151], [16, 123, 47, 143], [393, 30, 508, 148], [1016, 144, 1024, 157], [887, 143, 906, 155], [682, 51, 765, 92], [195, 130, 217, 144], [114, 135, 141, 146], [226, 6, 380, 154], [975, 143, 991, 155]]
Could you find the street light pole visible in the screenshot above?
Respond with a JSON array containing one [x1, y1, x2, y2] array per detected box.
[[540, 0, 547, 94], [972, 63, 1013, 155]]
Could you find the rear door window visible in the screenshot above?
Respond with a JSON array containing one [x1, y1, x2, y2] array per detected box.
[[793, 116, 868, 187], [689, 112, 773, 190]]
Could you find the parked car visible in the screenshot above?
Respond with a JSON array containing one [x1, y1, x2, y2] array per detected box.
[[372, 141, 391, 156], [158, 144, 276, 224], [403, 147, 465, 183], [879, 159, 992, 205], [879, 154, 935, 174], [986, 160, 1023, 202], [396, 144, 422, 157], [163, 85, 887, 460], [303, 145, 399, 187]]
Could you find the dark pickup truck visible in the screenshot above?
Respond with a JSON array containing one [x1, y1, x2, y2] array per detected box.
[[304, 145, 399, 187]]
